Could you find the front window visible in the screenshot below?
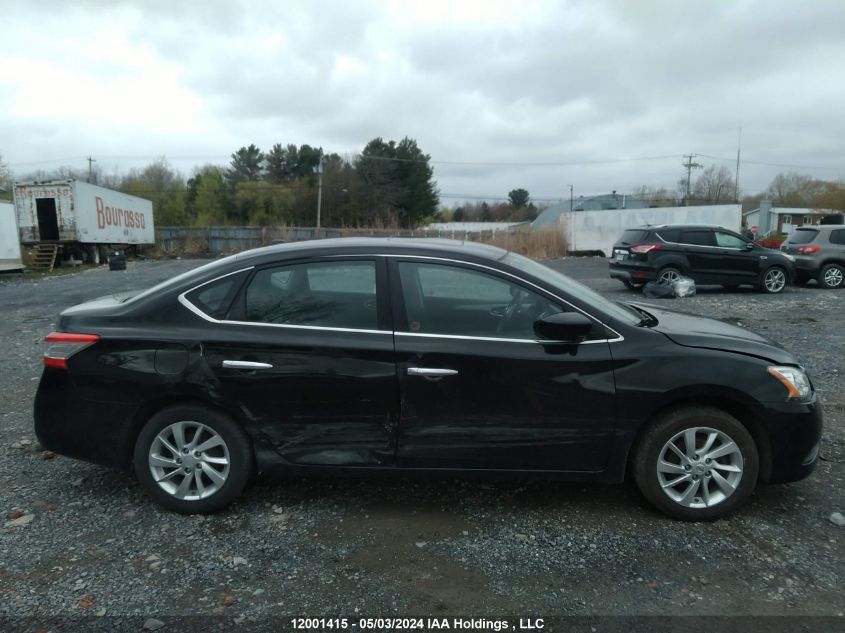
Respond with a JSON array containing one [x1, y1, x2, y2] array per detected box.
[[244, 260, 378, 330], [500, 252, 640, 325], [397, 261, 563, 339], [714, 231, 746, 249]]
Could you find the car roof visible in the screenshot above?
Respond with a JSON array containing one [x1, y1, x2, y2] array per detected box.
[[233, 236, 509, 264], [793, 224, 836, 231], [624, 224, 734, 231]]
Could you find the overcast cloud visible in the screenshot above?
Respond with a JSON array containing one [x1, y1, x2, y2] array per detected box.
[[1, 0, 844, 203]]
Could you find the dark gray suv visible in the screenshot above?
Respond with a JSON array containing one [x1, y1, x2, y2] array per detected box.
[[781, 225, 845, 289], [609, 224, 795, 293]]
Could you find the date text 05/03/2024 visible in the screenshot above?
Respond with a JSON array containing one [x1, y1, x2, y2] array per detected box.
[[289, 617, 546, 631]]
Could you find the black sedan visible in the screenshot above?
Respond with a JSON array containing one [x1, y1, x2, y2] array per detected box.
[[35, 238, 821, 520]]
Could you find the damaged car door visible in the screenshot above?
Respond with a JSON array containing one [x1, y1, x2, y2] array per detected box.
[[198, 257, 399, 467]]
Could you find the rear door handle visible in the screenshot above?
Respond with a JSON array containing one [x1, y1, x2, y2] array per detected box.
[[222, 360, 274, 370], [407, 367, 458, 379]]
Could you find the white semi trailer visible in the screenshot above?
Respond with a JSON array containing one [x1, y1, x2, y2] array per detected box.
[[563, 204, 743, 257], [13, 180, 154, 263], [0, 201, 24, 272]]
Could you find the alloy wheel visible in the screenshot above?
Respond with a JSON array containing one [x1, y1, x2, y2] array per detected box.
[[656, 426, 744, 509], [823, 266, 843, 288], [763, 268, 786, 293], [658, 269, 681, 284], [148, 421, 231, 501]]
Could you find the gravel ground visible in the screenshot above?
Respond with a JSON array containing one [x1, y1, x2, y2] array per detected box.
[[0, 257, 842, 625]]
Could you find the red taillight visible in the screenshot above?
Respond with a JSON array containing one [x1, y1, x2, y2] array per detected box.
[[630, 244, 662, 254], [797, 244, 821, 254], [43, 332, 99, 369]]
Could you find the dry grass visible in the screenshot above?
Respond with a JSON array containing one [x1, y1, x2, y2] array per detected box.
[[181, 230, 209, 256], [478, 227, 568, 259]]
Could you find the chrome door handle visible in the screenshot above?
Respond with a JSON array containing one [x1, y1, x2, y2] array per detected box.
[[222, 360, 274, 370], [407, 367, 458, 378]]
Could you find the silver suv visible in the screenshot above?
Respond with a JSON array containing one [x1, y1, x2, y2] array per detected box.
[[781, 225, 845, 289]]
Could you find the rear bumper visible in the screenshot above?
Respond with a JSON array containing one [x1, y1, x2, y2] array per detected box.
[[34, 368, 137, 470], [608, 263, 657, 283]]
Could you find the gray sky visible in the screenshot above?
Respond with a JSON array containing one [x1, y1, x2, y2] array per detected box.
[[1, 0, 844, 204]]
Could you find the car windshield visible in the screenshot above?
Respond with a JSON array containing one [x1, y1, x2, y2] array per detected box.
[[788, 229, 819, 244], [501, 252, 640, 325]]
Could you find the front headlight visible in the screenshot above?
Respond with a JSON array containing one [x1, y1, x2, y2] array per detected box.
[[767, 366, 812, 399]]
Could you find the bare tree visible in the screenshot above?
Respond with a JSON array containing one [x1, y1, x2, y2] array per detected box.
[[691, 165, 737, 204]]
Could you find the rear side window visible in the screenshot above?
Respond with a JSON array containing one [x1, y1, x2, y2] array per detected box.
[[619, 229, 649, 244], [679, 230, 715, 246], [245, 260, 378, 330], [788, 229, 819, 245], [829, 229, 845, 245]]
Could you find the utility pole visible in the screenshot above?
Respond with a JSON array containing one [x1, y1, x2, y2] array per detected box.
[[86, 156, 96, 184], [734, 127, 742, 202], [569, 184, 574, 211], [315, 154, 323, 235], [682, 154, 702, 206]]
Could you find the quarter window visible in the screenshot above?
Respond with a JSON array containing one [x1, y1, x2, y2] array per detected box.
[[245, 260, 378, 330], [398, 262, 563, 339], [655, 228, 680, 242], [184, 271, 249, 319]]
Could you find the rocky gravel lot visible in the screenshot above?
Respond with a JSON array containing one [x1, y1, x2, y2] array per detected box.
[[0, 257, 842, 627]]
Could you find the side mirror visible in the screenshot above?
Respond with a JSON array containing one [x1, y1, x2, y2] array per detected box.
[[534, 312, 594, 343], [746, 242, 755, 250]]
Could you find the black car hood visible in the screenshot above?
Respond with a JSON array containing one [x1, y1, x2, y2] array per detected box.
[[629, 302, 797, 365]]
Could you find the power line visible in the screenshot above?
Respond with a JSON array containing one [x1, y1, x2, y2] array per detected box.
[[697, 153, 841, 171], [682, 154, 703, 206], [9, 152, 683, 169]]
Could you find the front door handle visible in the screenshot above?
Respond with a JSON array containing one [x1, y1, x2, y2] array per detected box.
[[407, 367, 458, 379], [222, 360, 274, 370]]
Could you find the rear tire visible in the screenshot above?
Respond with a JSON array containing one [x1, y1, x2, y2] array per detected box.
[[818, 263, 844, 289], [134, 405, 252, 514], [632, 406, 759, 521], [656, 266, 682, 284]]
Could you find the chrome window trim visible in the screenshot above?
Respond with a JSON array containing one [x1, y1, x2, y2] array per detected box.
[[395, 331, 621, 345], [177, 254, 625, 344], [178, 265, 389, 336], [178, 267, 255, 322], [379, 253, 624, 343]]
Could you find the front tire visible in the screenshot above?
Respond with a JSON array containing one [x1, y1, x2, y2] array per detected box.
[[632, 406, 759, 521], [760, 266, 787, 294], [133, 405, 252, 514], [818, 263, 844, 289]]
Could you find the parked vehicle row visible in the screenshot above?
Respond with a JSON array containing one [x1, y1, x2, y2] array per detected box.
[[781, 224, 845, 289], [35, 238, 821, 521], [608, 223, 844, 293]]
